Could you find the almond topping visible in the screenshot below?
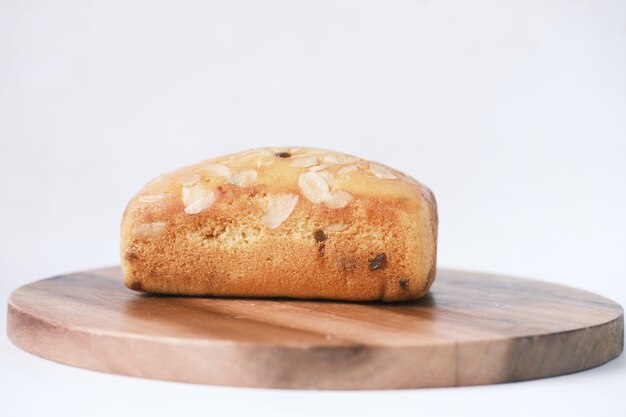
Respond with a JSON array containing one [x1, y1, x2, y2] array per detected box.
[[298, 171, 352, 208], [337, 164, 358, 175], [230, 151, 258, 165], [323, 154, 358, 165], [182, 184, 215, 214], [291, 156, 319, 168], [204, 163, 232, 178], [138, 193, 168, 203], [176, 173, 200, 186], [133, 222, 167, 238], [309, 164, 328, 172], [369, 163, 397, 179], [228, 169, 258, 187], [322, 190, 352, 209], [263, 194, 299, 229], [318, 170, 336, 189], [298, 171, 330, 204], [146, 174, 167, 187], [256, 158, 275, 167]]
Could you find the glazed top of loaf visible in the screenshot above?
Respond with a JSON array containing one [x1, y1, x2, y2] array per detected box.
[[125, 147, 432, 233]]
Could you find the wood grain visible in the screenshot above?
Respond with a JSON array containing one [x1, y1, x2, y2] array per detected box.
[[6, 267, 623, 389]]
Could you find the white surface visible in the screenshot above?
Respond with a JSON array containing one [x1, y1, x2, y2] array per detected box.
[[1, 0, 625, 416]]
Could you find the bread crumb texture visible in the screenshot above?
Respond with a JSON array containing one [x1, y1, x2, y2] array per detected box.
[[121, 147, 438, 301]]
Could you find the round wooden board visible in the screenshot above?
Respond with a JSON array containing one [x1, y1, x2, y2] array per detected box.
[[7, 267, 623, 390]]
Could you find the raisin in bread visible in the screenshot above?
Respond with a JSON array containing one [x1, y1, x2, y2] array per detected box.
[[120, 147, 437, 301]]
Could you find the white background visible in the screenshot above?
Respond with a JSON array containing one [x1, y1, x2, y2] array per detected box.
[[1, 0, 625, 416]]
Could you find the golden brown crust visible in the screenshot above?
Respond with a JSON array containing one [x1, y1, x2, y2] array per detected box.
[[120, 147, 438, 301]]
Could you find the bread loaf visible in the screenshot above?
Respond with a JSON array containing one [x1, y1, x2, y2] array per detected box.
[[120, 147, 437, 301]]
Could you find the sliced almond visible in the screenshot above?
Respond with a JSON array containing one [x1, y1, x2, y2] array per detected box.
[[309, 164, 328, 172], [182, 184, 215, 214], [133, 222, 167, 238], [318, 170, 336, 189], [146, 174, 167, 187], [253, 149, 277, 167], [323, 154, 358, 165], [176, 173, 200, 186], [228, 169, 258, 187], [256, 158, 275, 167], [204, 163, 232, 178], [291, 156, 319, 168], [337, 164, 358, 175], [322, 190, 352, 209], [227, 150, 257, 164], [298, 171, 352, 208], [263, 194, 299, 229], [326, 223, 348, 232], [369, 163, 397, 179], [298, 171, 331, 204], [138, 193, 169, 203]]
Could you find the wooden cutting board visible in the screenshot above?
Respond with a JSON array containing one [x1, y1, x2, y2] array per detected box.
[[7, 267, 623, 389]]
